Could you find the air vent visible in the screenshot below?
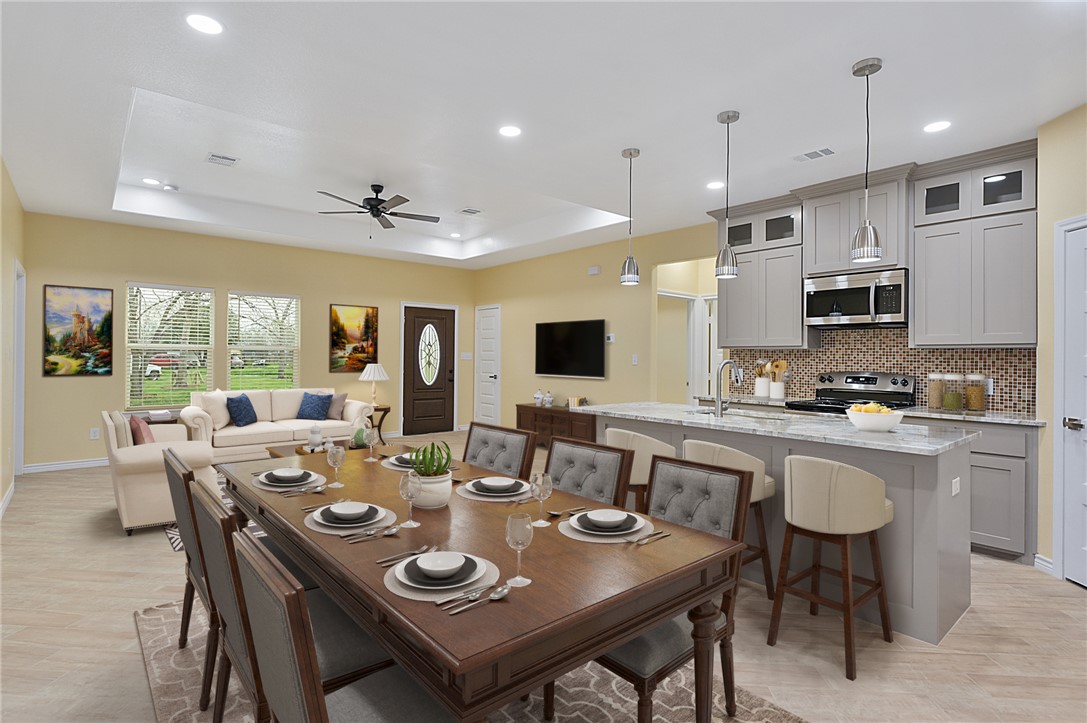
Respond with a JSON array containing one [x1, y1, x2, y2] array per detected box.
[[458, 207, 482, 216], [206, 153, 239, 167], [792, 147, 836, 163]]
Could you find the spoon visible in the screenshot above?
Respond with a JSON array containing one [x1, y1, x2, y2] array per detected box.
[[439, 584, 495, 610], [339, 524, 391, 539], [346, 525, 401, 544], [281, 484, 327, 497], [448, 585, 511, 615]]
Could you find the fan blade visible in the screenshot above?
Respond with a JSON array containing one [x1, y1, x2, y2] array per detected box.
[[380, 194, 409, 211], [377, 214, 395, 229], [318, 210, 366, 214], [386, 211, 440, 223], [317, 190, 367, 209]]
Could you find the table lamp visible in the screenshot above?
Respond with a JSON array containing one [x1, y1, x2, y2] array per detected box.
[[358, 363, 389, 405]]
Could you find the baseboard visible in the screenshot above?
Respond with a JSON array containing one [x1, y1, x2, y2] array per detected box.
[[383, 431, 402, 439], [22, 457, 110, 474], [1034, 554, 1057, 577], [457, 424, 469, 431], [0, 482, 14, 519]]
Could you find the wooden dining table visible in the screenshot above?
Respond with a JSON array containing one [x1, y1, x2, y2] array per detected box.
[[220, 444, 745, 722]]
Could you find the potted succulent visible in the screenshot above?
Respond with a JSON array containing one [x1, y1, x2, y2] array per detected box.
[[408, 441, 454, 509]]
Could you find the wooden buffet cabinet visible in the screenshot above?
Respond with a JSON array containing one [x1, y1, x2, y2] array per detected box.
[[516, 404, 596, 448]]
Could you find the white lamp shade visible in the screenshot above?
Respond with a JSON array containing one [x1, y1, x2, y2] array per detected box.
[[358, 363, 389, 382]]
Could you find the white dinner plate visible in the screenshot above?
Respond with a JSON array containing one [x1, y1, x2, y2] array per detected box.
[[569, 512, 646, 536], [466, 478, 527, 496], [393, 553, 488, 591], [310, 505, 388, 529], [258, 471, 314, 487]]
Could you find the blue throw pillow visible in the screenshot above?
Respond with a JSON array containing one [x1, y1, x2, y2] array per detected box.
[[297, 392, 333, 421], [226, 394, 258, 428]]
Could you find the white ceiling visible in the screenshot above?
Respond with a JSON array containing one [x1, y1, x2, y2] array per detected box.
[[3, 2, 1085, 269]]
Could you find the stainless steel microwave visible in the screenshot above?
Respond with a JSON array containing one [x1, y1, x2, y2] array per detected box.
[[803, 269, 907, 327]]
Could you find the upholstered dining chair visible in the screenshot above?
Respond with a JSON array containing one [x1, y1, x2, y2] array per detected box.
[[543, 436, 634, 507], [543, 454, 753, 722], [232, 528, 454, 722], [189, 482, 395, 723], [462, 422, 537, 479], [604, 427, 676, 513]]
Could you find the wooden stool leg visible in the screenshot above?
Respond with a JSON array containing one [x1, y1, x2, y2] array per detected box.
[[809, 537, 822, 616], [753, 501, 775, 600], [544, 681, 555, 721], [767, 524, 794, 646], [869, 530, 894, 643], [179, 578, 195, 648], [840, 534, 857, 681]]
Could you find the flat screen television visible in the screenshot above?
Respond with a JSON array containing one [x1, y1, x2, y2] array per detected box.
[[535, 319, 606, 379]]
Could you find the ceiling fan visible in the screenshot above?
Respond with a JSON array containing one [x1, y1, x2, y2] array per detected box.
[[317, 184, 440, 229]]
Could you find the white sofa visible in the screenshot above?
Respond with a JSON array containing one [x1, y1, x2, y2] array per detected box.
[[180, 388, 373, 463]]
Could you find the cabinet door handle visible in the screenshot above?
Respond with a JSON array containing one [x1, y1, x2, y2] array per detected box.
[[1064, 417, 1084, 431]]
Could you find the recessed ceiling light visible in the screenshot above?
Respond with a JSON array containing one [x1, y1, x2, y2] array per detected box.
[[186, 14, 223, 34], [163, 185, 179, 192], [923, 121, 951, 133], [498, 126, 521, 137], [983, 175, 1007, 183], [142, 178, 160, 186], [450, 233, 461, 238], [706, 181, 725, 190]]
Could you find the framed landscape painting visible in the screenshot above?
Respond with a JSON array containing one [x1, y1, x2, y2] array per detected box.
[[329, 304, 378, 373], [43, 284, 113, 376]]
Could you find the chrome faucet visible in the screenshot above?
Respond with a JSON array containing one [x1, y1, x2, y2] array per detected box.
[[715, 359, 744, 416]]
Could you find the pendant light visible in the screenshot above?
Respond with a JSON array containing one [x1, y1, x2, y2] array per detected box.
[[619, 148, 640, 286], [850, 57, 883, 263], [714, 111, 740, 279]]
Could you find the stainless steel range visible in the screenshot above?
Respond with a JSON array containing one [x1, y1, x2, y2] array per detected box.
[[785, 371, 917, 414]]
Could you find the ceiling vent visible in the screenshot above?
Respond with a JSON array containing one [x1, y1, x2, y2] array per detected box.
[[792, 148, 835, 163], [458, 207, 482, 216], [206, 153, 239, 167]]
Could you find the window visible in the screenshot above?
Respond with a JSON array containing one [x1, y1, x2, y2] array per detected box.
[[126, 284, 214, 409], [227, 291, 300, 390]]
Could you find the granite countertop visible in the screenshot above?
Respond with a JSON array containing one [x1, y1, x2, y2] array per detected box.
[[572, 402, 980, 456]]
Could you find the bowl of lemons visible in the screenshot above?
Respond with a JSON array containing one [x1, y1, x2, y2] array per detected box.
[[845, 402, 905, 432]]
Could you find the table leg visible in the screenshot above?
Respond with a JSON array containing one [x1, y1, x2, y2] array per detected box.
[[688, 600, 719, 723]]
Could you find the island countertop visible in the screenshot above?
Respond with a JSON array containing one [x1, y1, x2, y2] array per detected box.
[[572, 402, 979, 456]]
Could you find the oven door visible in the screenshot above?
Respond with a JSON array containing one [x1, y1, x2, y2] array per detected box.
[[804, 269, 907, 326]]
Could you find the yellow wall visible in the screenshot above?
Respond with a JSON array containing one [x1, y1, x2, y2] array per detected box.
[[21, 213, 477, 465], [655, 295, 690, 403], [1, 159, 26, 500], [1035, 104, 1087, 561]]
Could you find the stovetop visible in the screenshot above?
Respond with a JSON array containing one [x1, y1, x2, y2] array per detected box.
[[785, 371, 917, 415]]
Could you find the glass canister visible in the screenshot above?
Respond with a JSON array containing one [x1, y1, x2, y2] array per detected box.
[[927, 373, 946, 410], [942, 373, 964, 410], [965, 374, 987, 411]]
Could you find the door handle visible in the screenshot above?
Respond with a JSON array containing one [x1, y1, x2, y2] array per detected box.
[[869, 281, 878, 322], [488, 374, 498, 379], [1064, 417, 1084, 431]]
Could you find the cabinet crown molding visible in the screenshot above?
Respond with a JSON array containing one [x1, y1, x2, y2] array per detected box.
[[910, 139, 1037, 181], [706, 194, 799, 221], [791, 163, 916, 200]]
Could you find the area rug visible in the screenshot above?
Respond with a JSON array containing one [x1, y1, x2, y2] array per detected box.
[[136, 600, 805, 722]]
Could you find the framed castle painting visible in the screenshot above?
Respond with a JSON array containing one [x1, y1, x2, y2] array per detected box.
[[43, 285, 113, 376], [329, 304, 378, 373]]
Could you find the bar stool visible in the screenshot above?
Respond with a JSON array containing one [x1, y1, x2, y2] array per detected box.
[[604, 428, 676, 513], [682, 439, 777, 599], [766, 455, 894, 680]]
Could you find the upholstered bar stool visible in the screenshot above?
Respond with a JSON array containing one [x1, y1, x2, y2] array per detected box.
[[604, 428, 676, 513], [682, 439, 777, 599], [766, 455, 894, 680]]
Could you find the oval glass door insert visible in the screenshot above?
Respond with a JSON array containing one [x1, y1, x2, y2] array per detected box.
[[419, 323, 439, 386]]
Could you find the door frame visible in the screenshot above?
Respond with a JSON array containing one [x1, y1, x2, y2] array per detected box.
[[14, 259, 26, 475], [474, 304, 501, 425], [1051, 214, 1087, 580], [399, 301, 460, 435]]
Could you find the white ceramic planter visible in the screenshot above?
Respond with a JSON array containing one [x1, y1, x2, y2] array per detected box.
[[411, 471, 453, 509]]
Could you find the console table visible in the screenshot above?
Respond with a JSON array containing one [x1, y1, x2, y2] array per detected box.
[[516, 404, 596, 448]]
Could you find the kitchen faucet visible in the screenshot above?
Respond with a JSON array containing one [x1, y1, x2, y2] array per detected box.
[[715, 359, 744, 416]]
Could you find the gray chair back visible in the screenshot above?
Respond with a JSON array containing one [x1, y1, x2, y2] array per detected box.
[[463, 422, 536, 479], [164, 449, 210, 604], [234, 528, 327, 723], [545, 437, 634, 507], [645, 455, 753, 543]]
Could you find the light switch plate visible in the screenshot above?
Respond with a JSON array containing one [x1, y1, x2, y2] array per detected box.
[[951, 476, 961, 496]]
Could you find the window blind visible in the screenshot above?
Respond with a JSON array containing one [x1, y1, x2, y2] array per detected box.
[[227, 292, 300, 390]]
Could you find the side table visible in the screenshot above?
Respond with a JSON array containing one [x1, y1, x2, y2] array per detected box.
[[371, 404, 391, 444]]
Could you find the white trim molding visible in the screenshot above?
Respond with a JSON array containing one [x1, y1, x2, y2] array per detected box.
[[22, 458, 110, 474], [1034, 555, 1056, 577], [0, 482, 14, 519]]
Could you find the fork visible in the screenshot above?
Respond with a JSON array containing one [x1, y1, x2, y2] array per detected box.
[[628, 530, 666, 544], [301, 498, 346, 513]]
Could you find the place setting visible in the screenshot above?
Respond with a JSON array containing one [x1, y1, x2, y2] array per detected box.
[[558, 508, 661, 545], [455, 475, 532, 503], [383, 548, 501, 603], [251, 466, 328, 493], [302, 500, 397, 537]]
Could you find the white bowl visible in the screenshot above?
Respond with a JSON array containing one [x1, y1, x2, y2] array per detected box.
[[585, 509, 628, 528], [271, 467, 305, 480], [328, 501, 370, 521], [415, 551, 465, 579], [846, 409, 905, 432], [477, 476, 517, 490]]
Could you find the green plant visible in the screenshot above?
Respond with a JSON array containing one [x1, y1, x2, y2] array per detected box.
[[352, 427, 369, 448], [410, 441, 452, 477]]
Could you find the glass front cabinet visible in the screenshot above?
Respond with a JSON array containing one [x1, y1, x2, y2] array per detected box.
[[914, 158, 1036, 226], [716, 206, 802, 254]]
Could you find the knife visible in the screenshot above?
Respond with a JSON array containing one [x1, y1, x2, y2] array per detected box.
[[434, 584, 493, 606], [638, 532, 671, 546]]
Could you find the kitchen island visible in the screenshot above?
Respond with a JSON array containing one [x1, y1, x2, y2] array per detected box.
[[573, 402, 981, 644]]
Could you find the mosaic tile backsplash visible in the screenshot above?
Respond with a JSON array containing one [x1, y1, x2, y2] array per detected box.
[[729, 327, 1036, 415]]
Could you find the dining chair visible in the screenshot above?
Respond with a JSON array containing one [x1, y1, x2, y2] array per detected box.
[[604, 427, 676, 513], [543, 454, 752, 721], [189, 482, 395, 723], [163, 448, 219, 712], [543, 436, 634, 507], [462, 421, 537, 479], [232, 528, 454, 722]]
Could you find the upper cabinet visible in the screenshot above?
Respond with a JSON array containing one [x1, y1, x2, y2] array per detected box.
[[801, 178, 907, 276], [717, 245, 819, 349], [914, 157, 1036, 226], [713, 202, 802, 255]]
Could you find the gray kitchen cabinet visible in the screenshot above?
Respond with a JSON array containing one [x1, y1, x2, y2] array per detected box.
[[970, 454, 1027, 554], [717, 205, 801, 255], [801, 191, 850, 275], [718, 245, 818, 349], [913, 220, 973, 345], [718, 253, 759, 348], [913, 158, 1036, 227], [913, 171, 973, 226], [802, 181, 904, 276]]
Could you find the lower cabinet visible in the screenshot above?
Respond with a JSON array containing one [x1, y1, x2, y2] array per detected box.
[[516, 404, 596, 449], [970, 454, 1027, 554]]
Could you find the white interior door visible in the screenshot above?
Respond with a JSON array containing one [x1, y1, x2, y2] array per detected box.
[[474, 305, 501, 424], [1061, 223, 1087, 587]]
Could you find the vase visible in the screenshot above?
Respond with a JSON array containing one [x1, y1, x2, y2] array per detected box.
[[410, 470, 453, 509], [754, 377, 770, 398]]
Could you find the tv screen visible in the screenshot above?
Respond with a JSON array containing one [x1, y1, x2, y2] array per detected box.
[[535, 319, 606, 379]]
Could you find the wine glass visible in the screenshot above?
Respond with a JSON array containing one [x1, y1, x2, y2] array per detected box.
[[399, 473, 422, 528], [326, 445, 346, 489], [530, 473, 553, 527], [505, 513, 533, 587], [363, 427, 380, 463]]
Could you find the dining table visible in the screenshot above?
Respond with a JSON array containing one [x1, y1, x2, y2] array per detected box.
[[220, 444, 745, 722]]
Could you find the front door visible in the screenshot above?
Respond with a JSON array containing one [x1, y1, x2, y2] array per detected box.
[[1062, 222, 1087, 587], [403, 306, 456, 436]]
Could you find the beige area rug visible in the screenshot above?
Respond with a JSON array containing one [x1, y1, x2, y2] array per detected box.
[[136, 600, 806, 722]]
